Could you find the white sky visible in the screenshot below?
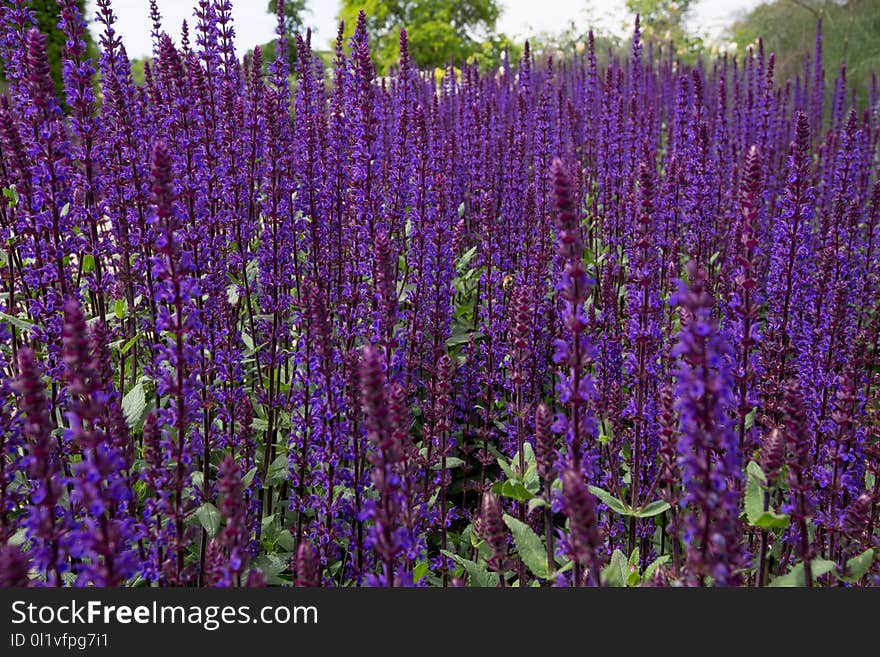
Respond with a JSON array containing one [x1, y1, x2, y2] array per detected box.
[[87, 0, 766, 60]]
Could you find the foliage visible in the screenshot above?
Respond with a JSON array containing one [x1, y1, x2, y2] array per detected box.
[[730, 0, 880, 104], [268, 0, 308, 36], [626, 0, 696, 45], [253, 0, 310, 70], [337, 0, 502, 71]]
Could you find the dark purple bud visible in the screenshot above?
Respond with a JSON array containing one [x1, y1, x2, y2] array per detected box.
[[246, 569, 267, 588], [843, 494, 871, 545], [534, 403, 555, 482], [25, 28, 56, 110], [150, 140, 175, 225], [760, 429, 786, 485], [475, 491, 507, 569], [13, 349, 53, 458], [62, 298, 92, 397], [0, 543, 30, 586], [561, 467, 603, 585], [294, 541, 320, 588]]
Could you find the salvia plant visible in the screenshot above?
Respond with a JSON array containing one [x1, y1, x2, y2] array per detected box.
[[0, 1, 878, 588]]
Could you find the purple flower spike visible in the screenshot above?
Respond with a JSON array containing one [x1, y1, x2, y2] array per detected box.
[[672, 262, 743, 586]]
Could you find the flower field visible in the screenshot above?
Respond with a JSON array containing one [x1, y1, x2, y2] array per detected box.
[[0, 0, 879, 587]]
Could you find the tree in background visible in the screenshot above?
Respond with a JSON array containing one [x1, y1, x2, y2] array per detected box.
[[0, 0, 97, 93], [730, 0, 880, 105], [337, 0, 504, 72], [527, 19, 624, 66], [258, 0, 310, 69], [268, 0, 308, 36], [467, 32, 522, 72], [623, 0, 703, 56]]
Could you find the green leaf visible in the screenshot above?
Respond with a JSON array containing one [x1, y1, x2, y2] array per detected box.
[[744, 460, 788, 529], [195, 503, 221, 538], [264, 454, 289, 487], [745, 460, 767, 524], [276, 529, 296, 552], [82, 254, 95, 273], [625, 548, 641, 586], [241, 467, 258, 488], [527, 497, 547, 513], [597, 418, 615, 445], [746, 460, 767, 484], [9, 527, 26, 547], [588, 486, 630, 516], [251, 554, 290, 585], [514, 442, 537, 470], [635, 500, 671, 518], [412, 561, 429, 584], [493, 455, 516, 481], [440, 550, 498, 587], [503, 514, 549, 579], [628, 547, 640, 570], [431, 457, 465, 470], [457, 245, 478, 269], [641, 555, 671, 585], [840, 548, 876, 583], [550, 559, 574, 579], [601, 549, 628, 587], [122, 383, 147, 428], [0, 311, 36, 333], [518, 443, 540, 493], [744, 407, 757, 431], [769, 558, 837, 587], [118, 331, 143, 356], [226, 282, 240, 306], [242, 332, 255, 352], [457, 201, 466, 218], [260, 514, 279, 543], [114, 299, 127, 320], [753, 510, 790, 530], [490, 480, 534, 502], [251, 553, 288, 575], [2, 185, 19, 206], [446, 330, 483, 348]]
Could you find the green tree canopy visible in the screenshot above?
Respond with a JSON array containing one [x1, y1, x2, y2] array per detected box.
[[730, 0, 880, 104], [623, 0, 703, 55], [253, 0, 309, 71], [267, 0, 308, 37], [337, 0, 503, 72]]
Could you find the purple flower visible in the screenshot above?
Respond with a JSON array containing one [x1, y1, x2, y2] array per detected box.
[[14, 348, 68, 585], [561, 467, 603, 586], [294, 540, 320, 588], [672, 262, 743, 586], [475, 491, 507, 585], [549, 158, 598, 472], [359, 345, 407, 586]]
